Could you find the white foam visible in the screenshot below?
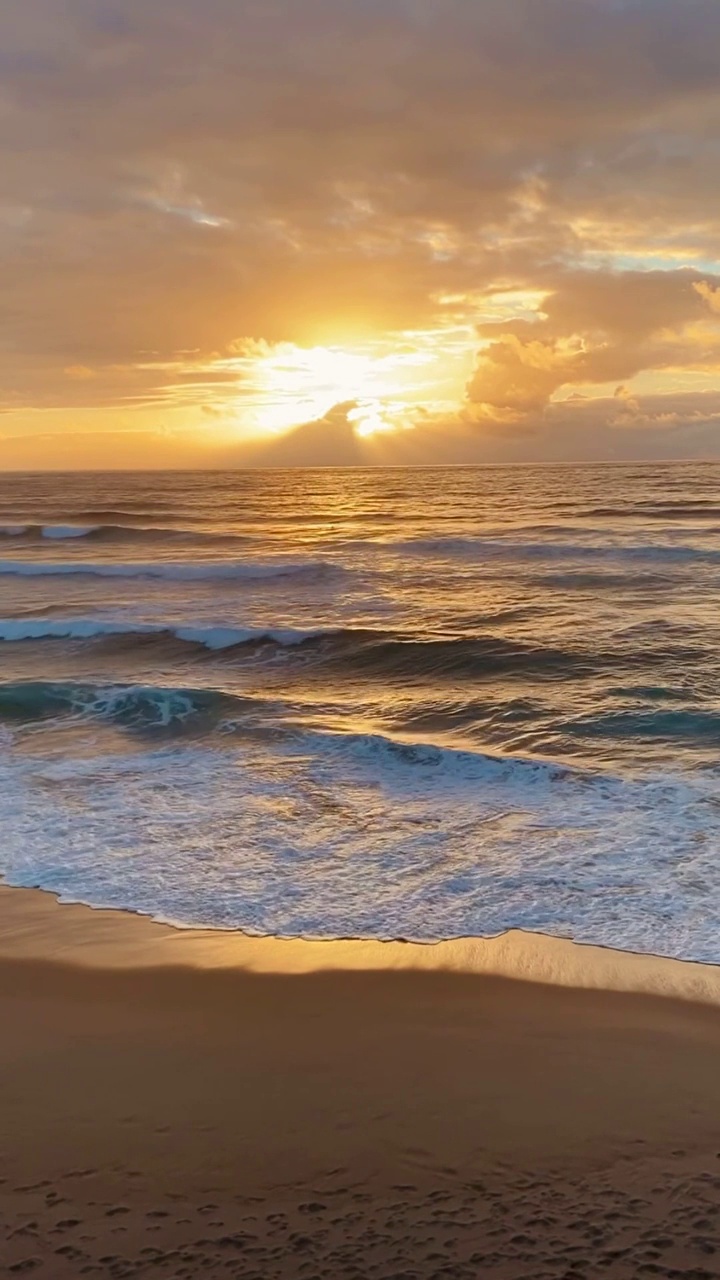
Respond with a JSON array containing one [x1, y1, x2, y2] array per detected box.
[[0, 525, 29, 536], [173, 624, 330, 649], [0, 616, 334, 649], [1, 717, 719, 962]]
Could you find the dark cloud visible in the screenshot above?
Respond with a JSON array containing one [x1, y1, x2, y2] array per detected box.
[[230, 401, 365, 466], [384, 390, 720, 464]]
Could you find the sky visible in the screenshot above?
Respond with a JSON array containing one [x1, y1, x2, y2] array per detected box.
[[4, 0, 720, 467]]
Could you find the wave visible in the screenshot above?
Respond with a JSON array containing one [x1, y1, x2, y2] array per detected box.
[[0, 557, 340, 582], [568, 706, 720, 745], [40, 525, 99, 539], [0, 677, 573, 786], [519, 570, 679, 591], [299, 725, 572, 788], [0, 508, 353, 528], [0, 678, 573, 794], [0, 522, 256, 546], [0, 617, 334, 651], [2, 614, 709, 685], [55, 505, 197, 521], [585, 503, 720, 520], [0, 615, 607, 679], [386, 536, 720, 564], [321, 631, 588, 679], [6, 530, 719, 572], [0, 523, 104, 540], [0, 679, 242, 728]]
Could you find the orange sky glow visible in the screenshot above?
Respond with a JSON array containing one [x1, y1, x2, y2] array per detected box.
[[3, 1, 720, 466]]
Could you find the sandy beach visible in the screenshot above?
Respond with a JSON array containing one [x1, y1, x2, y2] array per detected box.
[[6, 0, 720, 1274], [1, 886, 720, 1278]]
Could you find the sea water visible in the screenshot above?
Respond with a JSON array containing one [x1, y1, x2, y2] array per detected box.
[[1, 464, 719, 960]]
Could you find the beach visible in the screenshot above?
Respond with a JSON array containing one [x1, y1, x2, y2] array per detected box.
[[2, 886, 720, 1278], [6, 0, 720, 1272]]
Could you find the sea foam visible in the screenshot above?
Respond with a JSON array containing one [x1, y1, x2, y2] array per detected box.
[[1, 707, 718, 961], [0, 617, 334, 650]]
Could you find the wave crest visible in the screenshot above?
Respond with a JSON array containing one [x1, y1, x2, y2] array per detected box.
[[0, 616, 600, 678], [387, 535, 720, 564], [0, 679, 268, 729], [0, 557, 340, 582], [0, 522, 256, 546], [0, 678, 572, 789], [0, 617, 335, 651]]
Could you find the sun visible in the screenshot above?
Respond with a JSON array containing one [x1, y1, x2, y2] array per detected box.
[[346, 401, 398, 437], [278, 346, 377, 399], [219, 336, 456, 439], [257, 344, 391, 428], [230, 341, 420, 435]]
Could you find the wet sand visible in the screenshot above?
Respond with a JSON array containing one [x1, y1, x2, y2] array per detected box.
[[2, 884, 720, 1278]]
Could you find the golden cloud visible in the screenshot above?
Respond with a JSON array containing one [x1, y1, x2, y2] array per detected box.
[[2, 1, 720, 461]]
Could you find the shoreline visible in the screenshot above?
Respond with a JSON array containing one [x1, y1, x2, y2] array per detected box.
[[3, 880, 720, 1005], [3, 882, 720, 1277]]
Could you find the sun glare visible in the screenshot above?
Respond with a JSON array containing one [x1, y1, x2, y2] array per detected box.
[[214, 333, 476, 441], [347, 401, 397, 437], [233, 341, 435, 436], [258, 345, 394, 431]]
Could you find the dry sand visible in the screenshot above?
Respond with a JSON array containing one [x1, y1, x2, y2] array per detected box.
[[2, 884, 720, 1278]]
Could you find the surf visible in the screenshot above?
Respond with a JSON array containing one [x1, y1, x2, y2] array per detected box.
[[0, 557, 344, 581]]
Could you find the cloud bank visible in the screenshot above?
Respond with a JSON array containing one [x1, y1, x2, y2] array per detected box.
[[3, 0, 720, 463]]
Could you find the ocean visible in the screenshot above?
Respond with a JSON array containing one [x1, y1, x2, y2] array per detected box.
[[1, 463, 719, 962]]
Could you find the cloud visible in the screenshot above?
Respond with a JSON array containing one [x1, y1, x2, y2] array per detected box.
[[3, 1, 720, 457], [694, 280, 720, 315], [0, 425, 215, 469], [229, 401, 366, 467], [467, 268, 720, 419]]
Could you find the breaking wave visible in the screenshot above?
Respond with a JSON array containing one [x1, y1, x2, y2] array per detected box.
[[0, 522, 257, 546], [0, 616, 588, 675], [0, 615, 704, 682], [2, 687, 718, 960], [0, 679, 238, 728], [0, 676, 577, 780], [0, 617, 335, 651]]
